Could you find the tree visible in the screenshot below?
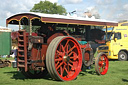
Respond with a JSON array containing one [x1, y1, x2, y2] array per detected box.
[[30, 1, 67, 15], [23, 1, 67, 32]]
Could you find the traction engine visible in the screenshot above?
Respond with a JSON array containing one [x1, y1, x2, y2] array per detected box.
[[5, 12, 114, 81], [17, 29, 108, 81]]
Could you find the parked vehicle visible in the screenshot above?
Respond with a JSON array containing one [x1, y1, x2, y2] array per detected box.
[[6, 12, 117, 81], [98, 22, 128, 61]]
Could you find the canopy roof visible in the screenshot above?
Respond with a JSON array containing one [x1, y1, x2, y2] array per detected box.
[[6, 12, 118, 26]]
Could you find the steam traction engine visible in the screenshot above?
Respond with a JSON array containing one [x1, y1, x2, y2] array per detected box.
[[6, 12, 118, 81]]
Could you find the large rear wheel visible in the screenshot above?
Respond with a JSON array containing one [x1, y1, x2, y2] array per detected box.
[[95, 52, 109, 75], [46, 36, 82, 81]]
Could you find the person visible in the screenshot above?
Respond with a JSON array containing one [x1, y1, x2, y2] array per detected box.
[[90, 29, 105, 44], [73, 27, 81, 35], [37, 24, 55, 42]]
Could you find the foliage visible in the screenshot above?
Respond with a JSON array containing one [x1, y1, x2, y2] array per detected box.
[[30, 1, 67, 15], [0, 61, 128, 85], [23, 1, 67, 32], [22, 25, 40, 32]]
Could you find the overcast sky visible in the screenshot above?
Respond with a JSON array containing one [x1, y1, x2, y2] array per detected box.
[[0, 0, 128, 30]]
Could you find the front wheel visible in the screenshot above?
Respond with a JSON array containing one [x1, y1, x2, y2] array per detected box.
[[118, 51, 128, 61], [95, 52, 109, 75]]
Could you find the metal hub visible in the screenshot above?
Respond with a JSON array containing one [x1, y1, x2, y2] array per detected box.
[[102, 62, 106, 66], [63, 55, 70, 62], [120, 54, 125, 59]]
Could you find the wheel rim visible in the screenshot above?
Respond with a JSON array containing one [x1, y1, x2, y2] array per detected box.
[[55, 37, 82, 81], [120, 54, 126, 60], [98, 54, 108, 75], [46, 36, 82, 81]]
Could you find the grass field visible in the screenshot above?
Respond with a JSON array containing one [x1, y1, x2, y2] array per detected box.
[[0, 60, 128, 85], [0, 57, 14, 60]]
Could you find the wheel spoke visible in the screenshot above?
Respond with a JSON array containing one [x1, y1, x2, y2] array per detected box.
[[100, 56, 104, 61], [61, 65, 65, 76], [60, 66, 63, 76], [68, 63, 73, 68], [67, 45, 76, 54], [69, 60, 73, 64], [70, 55, 78, 61], [102, 66, 105, 72], [57, 50, 64, 56], [55, 61, 60, 67], [56, 62, 63, 70], [66, 45, 68, 53], [68, 51, 73, 56], [99, 66, 101, 72], [55, 58, 63, 62], [67, 63, 70, 72], [60, 43, 65, 53], [70, 56, 78, 59], [103, 57, 107, 62], [64, 40, 69, 49], [70, 52, 78, 59], [70, 56, 74, 59], [64, 67, 68, 74]]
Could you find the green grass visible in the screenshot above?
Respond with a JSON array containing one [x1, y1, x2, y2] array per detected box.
[[0, 57, 14, 60], [0, 61, 128, 85]]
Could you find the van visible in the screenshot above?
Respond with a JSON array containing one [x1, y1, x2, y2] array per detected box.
[[98, 22, 128, 61]]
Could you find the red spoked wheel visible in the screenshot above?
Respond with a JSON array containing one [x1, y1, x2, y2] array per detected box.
[[46, 36, 82, 81], [95, 52, 109, 75]]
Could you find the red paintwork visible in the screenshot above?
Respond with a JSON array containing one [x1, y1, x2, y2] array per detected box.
[[80, 43, 91, 61], [54, 37, 82, 81], [84, 52, 89, 61], [47, 33, 64, 44], [11, 31, 18, 40], [11, 31, 37, 40], [17, 30, 27, 71], [26, 32, 37, 36], [79, 43, 90, 49], [30, 44, 48, 62], [41, 44, 48, 60], [98, 54, 109, 75], [30, 45, 47, 68], [80, 44, 87, 48]]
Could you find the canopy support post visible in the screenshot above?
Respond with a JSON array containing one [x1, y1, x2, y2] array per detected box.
[[6, 24, 8, 28], [29, 20, 32, 35], [6, 20, 8, 27], [19, 21, 21, 30]]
